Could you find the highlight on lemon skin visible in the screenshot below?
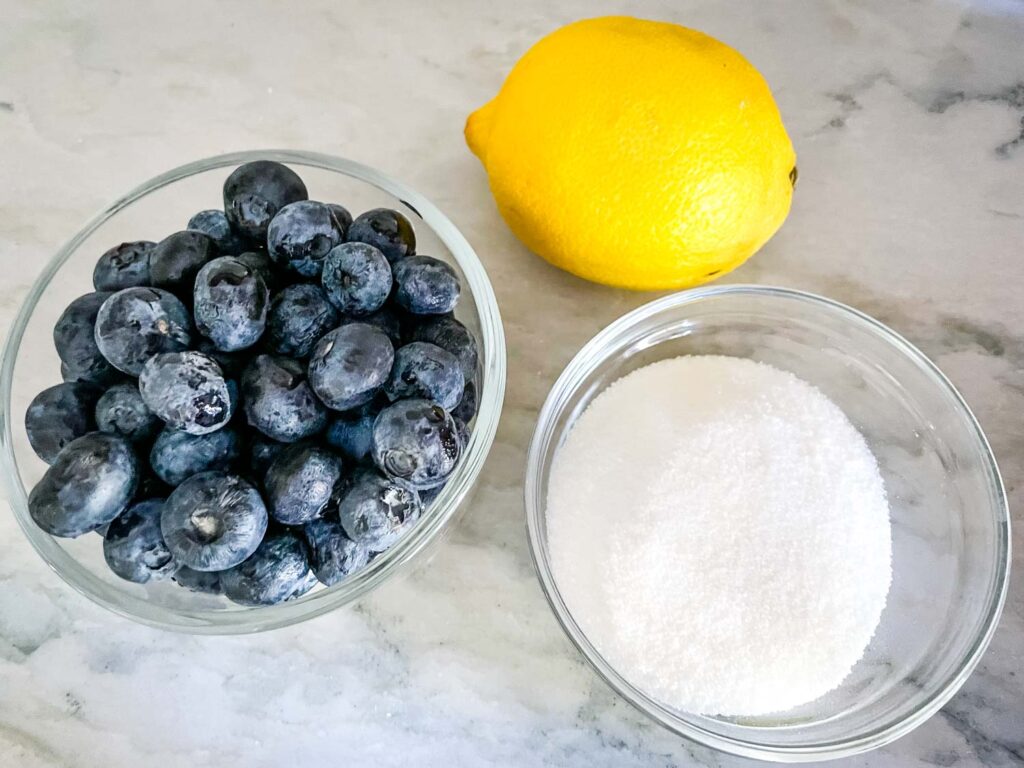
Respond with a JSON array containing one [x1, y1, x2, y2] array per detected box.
[[465, 15, 797, 292]]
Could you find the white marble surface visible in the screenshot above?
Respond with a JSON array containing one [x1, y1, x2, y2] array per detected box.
[[0, 1, 1021, 765]]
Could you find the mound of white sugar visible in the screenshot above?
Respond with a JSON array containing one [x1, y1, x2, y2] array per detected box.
[[547, 355, 891, 716]]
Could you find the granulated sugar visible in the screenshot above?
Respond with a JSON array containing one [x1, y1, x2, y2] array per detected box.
[[547, 355, 891, 716]]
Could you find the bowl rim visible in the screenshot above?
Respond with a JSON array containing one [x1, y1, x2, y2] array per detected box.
[[1, 149, 507, 634], [524, 283, 1010, 761]]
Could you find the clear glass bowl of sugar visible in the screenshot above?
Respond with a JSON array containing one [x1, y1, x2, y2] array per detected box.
[[525, 285, 1010, 761]]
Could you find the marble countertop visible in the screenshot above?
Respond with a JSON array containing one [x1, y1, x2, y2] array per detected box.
[[0, 1, 1021, 765]]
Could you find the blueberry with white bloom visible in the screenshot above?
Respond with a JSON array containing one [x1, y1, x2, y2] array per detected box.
[[103, 499, 178, 583], [173, 565, 223, 594], [193, 256, 269, 351], [149, 425, 242, 486], [346, 208, 415, 264], [324, 407, 377, 463], [371, 398, 461, 490], [25, 382, 100, 463], [53, 292, 119, 385], [221, 529, 316, 605], [308, 323, 394, 411], [337, 468, 421, 552], [264, 444, 343, 525], [94, 287, 192, 375], [241, 354, 328, 442], [92, 241, 155, 291], [267, 200, 343, 279], [187, 209, 246, 255], [264, 283, 339, 359], [160, 471, 268, 571], [384, 341, 464, 410], [149, 230, 218, 296], [138, 351, 233, 435], [29, 432, 139, 537], [392, 255, 460, 315], [95, 383, 160, 444], [411, 315, 478, 381], [304, 517, 370, 586], [223, 160, 308, 242], [321, 242, 392, 317]]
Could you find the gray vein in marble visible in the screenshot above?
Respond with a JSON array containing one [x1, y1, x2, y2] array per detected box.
[[928, 83, 1024, 156], [822, 91, 863, 130], [813, 67, 1024, 157], [937, 706, 1024, 767]]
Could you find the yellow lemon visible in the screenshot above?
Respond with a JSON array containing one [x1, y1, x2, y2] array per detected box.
[[465, 16, 796, 291]]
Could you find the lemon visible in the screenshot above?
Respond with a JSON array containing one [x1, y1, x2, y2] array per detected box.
[[465, 16, 796, 291]]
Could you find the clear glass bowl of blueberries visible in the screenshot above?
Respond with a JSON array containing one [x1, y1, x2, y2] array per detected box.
[[1, 150, 505, 632]]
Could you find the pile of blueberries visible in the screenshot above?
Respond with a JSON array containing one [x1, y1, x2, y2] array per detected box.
[[24, 161, 479, 606]]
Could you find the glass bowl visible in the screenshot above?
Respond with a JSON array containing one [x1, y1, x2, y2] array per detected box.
[[1, 150, 506, 634], [525, 285, 1009, 761]]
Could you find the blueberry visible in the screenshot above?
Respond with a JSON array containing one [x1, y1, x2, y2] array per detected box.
[[187, 209, 246, 255], [392, 256, 460, 315], [60, 361, 87, 384], [53, 292, 119, 385], [235, 249, 280, 291], [29, 432, 139, 537], [103, 499, 178, 583], [134, 469, 172, 502], [293, 567, 321, 599], [223, 161, 308, 242], [160, 471, 268, 571], [385, 341, 464, 410], [419, 484, 444, 507], [264, 283, 339, 359], [94, 287, 192, 375], [346, 208, 415, 264], [263, 444, 343, 525], [455, 416, 472, 447], [451, 379, 477, 424], [337, 469, 421, 552], [241, 354, 328, 442], [149, 230, 218, 296], [324, 410, 376, 463], [95, 383, 160, 444], [267, 200, 343, 279], [221, 529, 314, 605], [321, 242, 392, 316], [57, 359, 118, 389], [92, 241, 155, 291], [249, 434, 286, 480], [327, 203, 353, 238], [149, 425, 241, 485], [138, 351, 233, 435], [193, 256, 269, 351], [195, 338, 247, 379], [371, 399, 461, 490], [354, 306, 403, 345], [25, 382, 100, 463], [173, 565, 223, 594], [304, 517, 370, 586], [308, 324, 394, 411], [411, 316, 478, 381]]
